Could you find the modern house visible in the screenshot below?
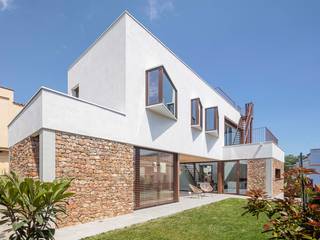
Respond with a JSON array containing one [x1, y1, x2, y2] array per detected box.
[[0, 86, 23, 175], [8, 11, 284, 226]]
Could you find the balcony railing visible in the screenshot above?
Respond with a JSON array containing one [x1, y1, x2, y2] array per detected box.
[[252, 127, 279, 145], [225, 127, 279, 146]]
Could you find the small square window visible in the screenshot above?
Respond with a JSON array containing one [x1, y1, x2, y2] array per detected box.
[[72, 86, 79, 98], [275, 168, 281, 179]]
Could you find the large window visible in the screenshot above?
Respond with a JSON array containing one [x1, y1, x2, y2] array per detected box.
[[224, 161, 238, 194], [224, 118, 241, 146], [223, 160, 248, 195], [146, 67, 177, 117], [134, 148, 178, 209], [205, 107, 219, 132], [191, 98, 202, 129], [180, 162, 218, 192]]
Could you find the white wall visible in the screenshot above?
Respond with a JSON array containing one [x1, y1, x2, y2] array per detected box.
[[68, 14, 126, 113], [123, 13, 241, 160], [9, 12, 284, 162], [8, 92, 43, 147], [223, 142, 284, 162]]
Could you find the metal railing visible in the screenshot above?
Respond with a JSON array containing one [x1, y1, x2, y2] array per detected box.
[[252, 127, 279, 145], [225, 127, 279, 146], [215, 87, 242, 112]]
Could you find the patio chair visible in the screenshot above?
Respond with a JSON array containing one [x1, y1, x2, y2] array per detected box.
[[189, 184, 205, 198], [199, 182, 214, 193]]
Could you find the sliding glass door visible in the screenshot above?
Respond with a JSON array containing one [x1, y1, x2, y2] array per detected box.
[[223, 160, 248, 195], [239, 160, 248, 195], [224, 161, 238, 194], [135, 148, 178, 209], [179, 162, 218, 192]]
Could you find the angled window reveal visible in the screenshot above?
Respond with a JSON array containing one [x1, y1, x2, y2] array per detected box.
[[146, 66, 177, 119], [191, 98, 202, 130], [205, 107, 219, 136], [71, 85, 79, 98]]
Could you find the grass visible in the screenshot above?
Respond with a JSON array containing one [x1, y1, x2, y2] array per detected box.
[[84, 198, 270, 240]]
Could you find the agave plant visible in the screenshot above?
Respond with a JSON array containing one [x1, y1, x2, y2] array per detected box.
[[0, 172, 74, 240]]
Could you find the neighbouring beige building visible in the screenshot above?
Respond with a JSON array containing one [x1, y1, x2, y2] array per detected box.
[[0, 86, 23, 175]]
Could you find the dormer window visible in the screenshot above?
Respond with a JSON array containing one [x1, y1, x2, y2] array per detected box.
[[191, 98, 202, 130], [146, 66, 177, 119], [205, 107, 219, 136], [72, 85, 79, 98]]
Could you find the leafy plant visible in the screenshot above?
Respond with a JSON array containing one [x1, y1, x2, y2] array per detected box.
[[243, 167, 320, 239], [0, 172, 74, 240]]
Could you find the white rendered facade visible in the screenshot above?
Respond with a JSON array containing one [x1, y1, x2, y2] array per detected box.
[[9, 12, 284, 196]]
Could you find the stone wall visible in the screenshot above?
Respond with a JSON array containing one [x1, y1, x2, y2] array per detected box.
[[247, 159, 266, 192], [272, 159, 284, 196], [55, 131, 134, 226], [10, 136, 39, 178]]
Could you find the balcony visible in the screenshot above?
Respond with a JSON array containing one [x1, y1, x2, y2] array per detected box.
[[223, 127, 282, 161], [225, 127, 279, 146], [252, 127, 279, 145]]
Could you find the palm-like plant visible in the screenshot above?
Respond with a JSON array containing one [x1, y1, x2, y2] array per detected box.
[[0, 172, 74, 240]]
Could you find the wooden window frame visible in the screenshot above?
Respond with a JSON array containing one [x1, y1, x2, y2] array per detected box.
[[145, 66, 178, 118], [205, 107, 219, 132], [191, 98, 202, 129], [180, 160, 248, 196], [134, 146, 179, 210]]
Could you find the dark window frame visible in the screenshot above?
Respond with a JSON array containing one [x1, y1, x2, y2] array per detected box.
[[134, 146, 179, 209], [71, 85, 79, 98], [275, 168, 281, 179], [145, 66, 178, 118], [205, 107, 219, 132], [180, 159, 248, 196], [191, 98, 203, 129], [224, 117, 243, 146]]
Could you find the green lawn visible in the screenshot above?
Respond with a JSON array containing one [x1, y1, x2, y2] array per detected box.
[[84, 198, 269, 240]]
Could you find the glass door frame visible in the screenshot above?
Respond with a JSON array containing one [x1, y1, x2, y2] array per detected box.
[[179, 160, 248, 196], [179, 162, 219, 193], [220, 160, 248, 196], [134, 147, 179, 209]]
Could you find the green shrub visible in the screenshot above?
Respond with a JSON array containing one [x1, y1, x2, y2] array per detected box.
[[0, 172, 74, 240], [243, 167, 320, 239]]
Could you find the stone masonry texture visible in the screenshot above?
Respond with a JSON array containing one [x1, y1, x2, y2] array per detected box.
[[10, 131, 134, 227], [55, 131, 134, 226], [247, 159, 266, 192], [10, 136, 39, 178], [272, 159, 284, 196]]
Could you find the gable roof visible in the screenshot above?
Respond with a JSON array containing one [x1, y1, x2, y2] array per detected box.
[[68, 10, 241, 113]]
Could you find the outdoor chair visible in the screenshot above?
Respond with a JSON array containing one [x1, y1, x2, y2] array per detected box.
[[199, 182, 214, 194], [189, 184, 205, 198]]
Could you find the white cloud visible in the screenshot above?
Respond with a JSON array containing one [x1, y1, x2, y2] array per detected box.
[[146, 0, 174, 21], [0, 0, 13, 11]]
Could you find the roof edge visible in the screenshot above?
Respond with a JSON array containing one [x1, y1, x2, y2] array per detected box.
[[68, 10, 129, 70], [0, 85, 14, 92], [8, 87, 126, 128], [68, 10, 241, 113]]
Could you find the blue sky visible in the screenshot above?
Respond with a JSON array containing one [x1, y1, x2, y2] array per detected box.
[[0, 0, 319, 155]]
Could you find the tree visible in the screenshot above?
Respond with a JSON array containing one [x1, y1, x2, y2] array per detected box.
[[0, 172, 74, 240], [243, 167, 320, 239], [285, 154, 299, 171]]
